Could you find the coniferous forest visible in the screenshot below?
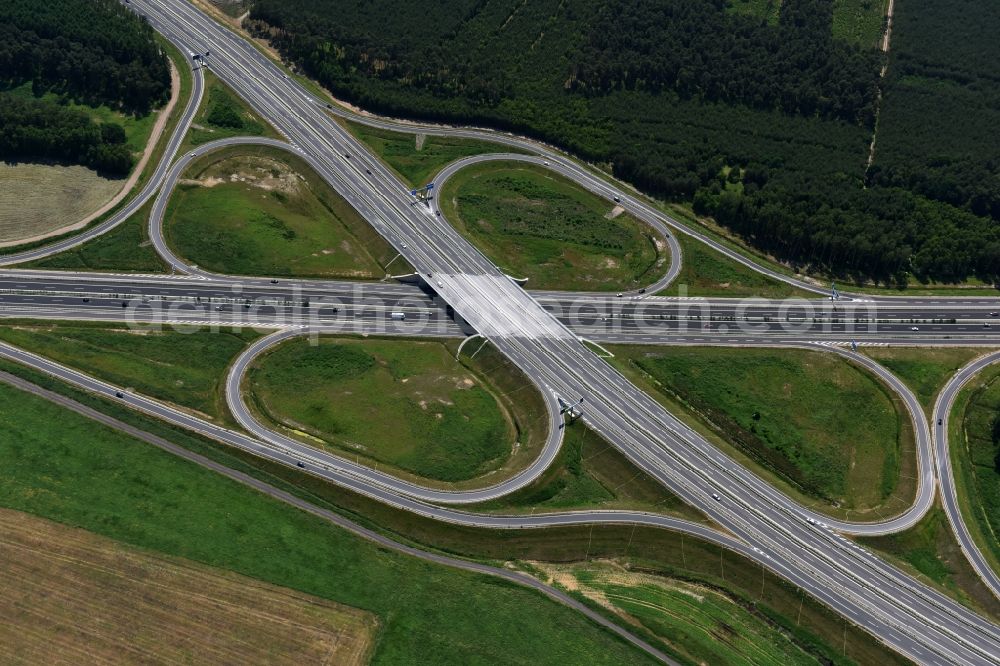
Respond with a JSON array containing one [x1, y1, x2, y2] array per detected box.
[[0, 0, 170, 176], [248, 0, 1000, 285]]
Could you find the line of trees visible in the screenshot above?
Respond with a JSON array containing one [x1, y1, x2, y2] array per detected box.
[[0, 95, 132, 175]]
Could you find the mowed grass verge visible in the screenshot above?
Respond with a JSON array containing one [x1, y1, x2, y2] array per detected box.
[[0, 322, 258, 422], [611, 346, 911, 514], [247, 336, 540, 484], [0, 508, 377, 665], [165, 145, 406, 278], [343, 119, 515, 188], [441, 161, 669, 291], [0, 379, 657, 666], [661, 231, 814, 299], [0, 355, 909, 666], [23, 197, 168, 273]]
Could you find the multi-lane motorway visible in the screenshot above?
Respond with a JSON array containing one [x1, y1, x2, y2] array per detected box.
[[0, 0, 997, 663]]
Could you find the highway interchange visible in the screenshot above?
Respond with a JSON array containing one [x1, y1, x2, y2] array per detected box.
[[0, 0, 997, 663]]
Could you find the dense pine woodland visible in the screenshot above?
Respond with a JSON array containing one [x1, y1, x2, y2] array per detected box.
[[0, 0, 170, 175], [249, 0, 1000, 285]]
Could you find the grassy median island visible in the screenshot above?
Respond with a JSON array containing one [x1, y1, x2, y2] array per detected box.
[[860, 502, 1000, 621], [0, 322, 258, 421], [0, 356, 908, 666], [611, 346, 910, 514], [951, 363, 1000, 579], [440, 161, 669, 291], [473, 422, 704, 522], [343, 119, 514, 188], [247, 337, 545, 484], [0, 380, 657, 666], [863, 347, 983, 415], [182, 71, 277, 151], [660, 231, 813, 299], [164, 145, 406, 278]]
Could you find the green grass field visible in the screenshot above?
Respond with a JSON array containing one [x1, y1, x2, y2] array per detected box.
[[953, 365, 1000, 577], [0, 380, 658, 666], [662, 232, 812, 299], [612, 346, 905, 510], [343, 120, 514, 188], [832, 0, 888, 47], [248, 337, 521, 482], [0, 355, 909, 665], [441, 161, 669, 291], [0, 322, 257, 421], [23, 197, 168, 273], [560, 561, 824, 665], [182, 71, 277, 150], [164, 145, 402, 278], [474, 422, 702, 521], [863, 347, 983, 415]]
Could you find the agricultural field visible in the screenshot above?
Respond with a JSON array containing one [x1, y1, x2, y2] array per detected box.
[[21, 198, 168, 273], [0, 163, 122, 244], [0, 322, 258, 421], [247, 337, 534, 483], [611, 346, 907, 512], [164, 146, 400, 278], [0, 356, 910, 666], [441, 161, 669, 291], [0, 377, 659, 666], [344, 120, 515, 188], [0, 508, 376, 665]]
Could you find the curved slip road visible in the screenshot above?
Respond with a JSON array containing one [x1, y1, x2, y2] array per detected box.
[[0, 367, 680, 666], [226, 327, 569, 504], [0, 64, 205, 266], [934, 352, 1000, 599], [431, 153, 681, 294]]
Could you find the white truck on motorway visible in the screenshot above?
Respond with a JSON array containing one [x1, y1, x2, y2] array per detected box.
[[390, 312, 406, 321]]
